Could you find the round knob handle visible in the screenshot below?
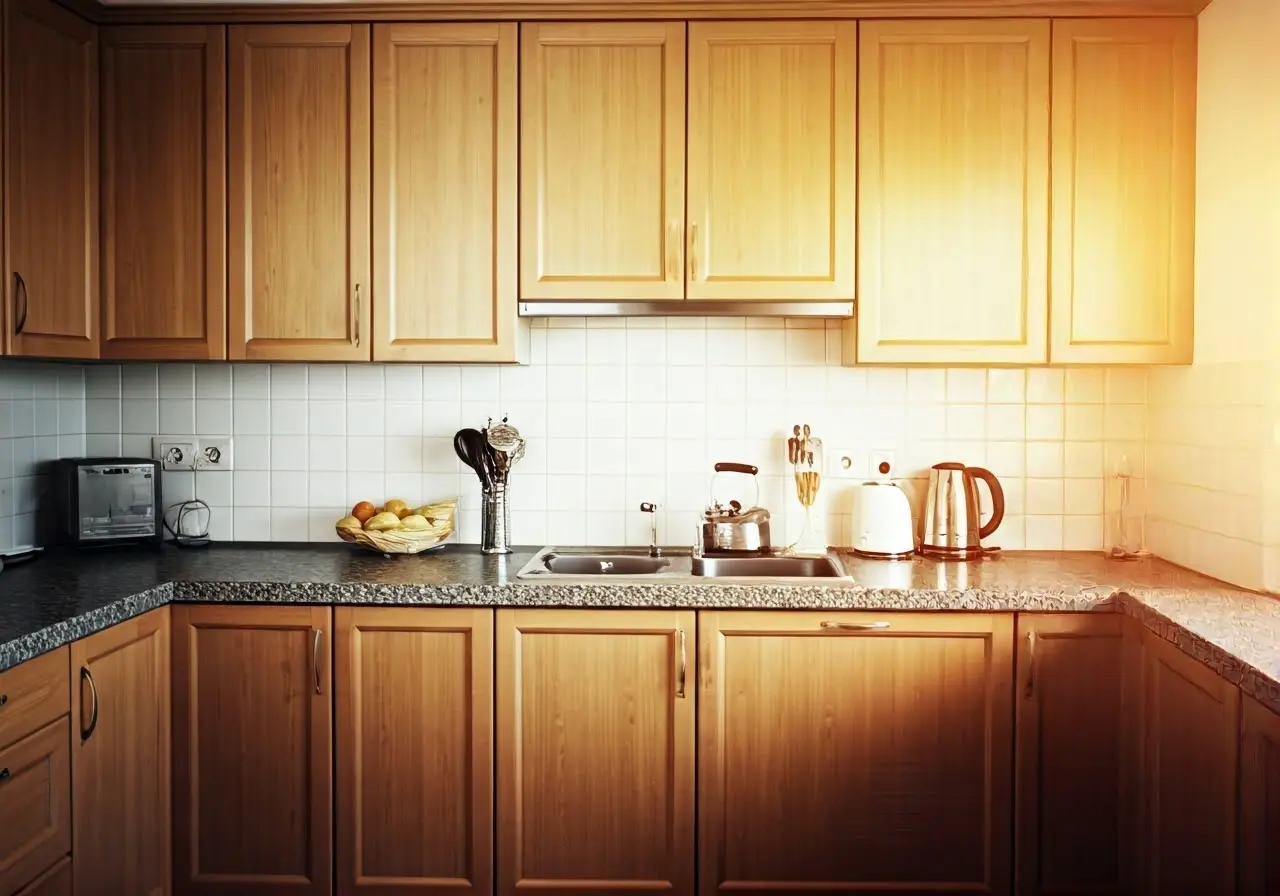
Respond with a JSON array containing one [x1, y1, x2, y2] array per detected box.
[[0, 768, 10, 781], [0, 694, 8, 706]]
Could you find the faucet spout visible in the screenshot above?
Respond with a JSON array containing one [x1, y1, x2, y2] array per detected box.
[[639, 503, 661, 557]]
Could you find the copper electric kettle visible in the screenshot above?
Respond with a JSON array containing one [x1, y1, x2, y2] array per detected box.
[[919, 462, 1004, 560]]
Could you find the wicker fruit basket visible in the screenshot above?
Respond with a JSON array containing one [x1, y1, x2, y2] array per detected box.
[[336, 498, 457, 555]]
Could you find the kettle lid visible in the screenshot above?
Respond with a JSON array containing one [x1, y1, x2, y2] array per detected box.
[[931, 461, 965, 471]]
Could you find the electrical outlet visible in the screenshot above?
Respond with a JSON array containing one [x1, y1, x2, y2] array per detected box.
[[196, 437, 234, 471], [152, 437, 197, 472], [829, 447, 864, 479], [869, 449, 897, 480]]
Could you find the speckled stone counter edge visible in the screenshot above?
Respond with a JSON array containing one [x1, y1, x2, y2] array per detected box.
[[2, 578, 1276, 717]]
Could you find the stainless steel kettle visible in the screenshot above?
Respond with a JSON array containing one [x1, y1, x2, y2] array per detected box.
[[919, 462, 1005, 560]]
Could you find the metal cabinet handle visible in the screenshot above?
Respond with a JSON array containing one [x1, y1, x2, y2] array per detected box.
[[13, 272, 27, 336], [0, 768, 9, 781], [687, 223, 699, 281], [354, 285, 361, 348], [1025, 631, 1037, 699], [820, 621, 891, 631], [676, 629, 687, 699], [312, 629, 322, 695], [0, 694, 8, 707], [80, 667, 99, 741]]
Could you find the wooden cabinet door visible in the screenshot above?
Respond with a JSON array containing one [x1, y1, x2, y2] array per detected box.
[[687, 22, 854, 301], [520, 23, 685, 302], [497, 609, 694, 896], [1143, 629, 1238, 894], [102, 26, 226, 361], [853, 20, 1049, 364], [3, 0, 98, 359], [1050, 19, 1196, 364], [335, 608, 493, 896], [70, 607, 170, 896], [0, 718, 71, 896], [373, 23, 521, 362], [699, 611, 1014, 895], [14, 856, 71, 896], [172, 604, 332, 896], [1240, 695, 1280, 896], [228, 24, 370, 361], [1014, 614, 1143, 896]]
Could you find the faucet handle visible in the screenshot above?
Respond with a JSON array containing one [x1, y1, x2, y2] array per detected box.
[[640, 502, 658, 513]]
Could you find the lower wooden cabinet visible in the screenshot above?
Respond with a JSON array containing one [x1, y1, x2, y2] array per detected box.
[[1142, 630, 1239, 894], [698, 611, 1014, 895], [70, 606, 170, 896], [496, 609, 695, 896], [13, 857, 71, 896], [0, 717, 71, 896], [1240, 693, 1280, 896], [1014, 613, 1143, 895], [335, 607, 493, 896], [172, 604, 333, 896]]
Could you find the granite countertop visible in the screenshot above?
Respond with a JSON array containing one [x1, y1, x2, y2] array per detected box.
[[1, 543, 1276, 715]]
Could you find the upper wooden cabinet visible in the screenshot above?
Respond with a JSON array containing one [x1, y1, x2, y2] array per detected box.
[[687, 22, 855, 301], [1142, 629, 1239, 894], [852, 19, 1049, 364], [3, 0, 98, 359], [172, 604, 333, 896], [496, 609, 695, 896], [335, 607, 494, 896], [373, 23, 523, 362], [698, 611, 1013, 895], [520, 22, 686, 301], [1015, 614, 1142, 895], [1050, 18, 1196, 364], [1240, 695, 1280, 896], [101, 26, 226, 361], [70, 607, 170, 896], [228, 24, 370, 361]]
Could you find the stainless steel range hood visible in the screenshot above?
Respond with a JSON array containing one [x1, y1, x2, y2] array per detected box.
[[519, 300, 854, 318]]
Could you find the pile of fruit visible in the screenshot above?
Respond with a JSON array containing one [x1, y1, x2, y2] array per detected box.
[[337, 498, 455, 534]]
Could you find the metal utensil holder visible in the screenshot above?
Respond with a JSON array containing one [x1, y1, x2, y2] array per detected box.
[[481, 484, 512, 554]]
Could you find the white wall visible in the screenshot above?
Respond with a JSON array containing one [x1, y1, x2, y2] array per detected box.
[[1146, 0, 1280, 591], [0, 363, 87, 550], [73, 318, 1144, 551]]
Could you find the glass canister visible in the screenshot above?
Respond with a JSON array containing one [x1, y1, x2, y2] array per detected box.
[[787, 423, 827, 554]]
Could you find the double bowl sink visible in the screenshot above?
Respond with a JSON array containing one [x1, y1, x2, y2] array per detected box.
[[517, 546, 849, 581]]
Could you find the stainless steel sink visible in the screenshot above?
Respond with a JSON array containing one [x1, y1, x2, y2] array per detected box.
[[517, 547, 849, 581], [692, 553, 847, 578]]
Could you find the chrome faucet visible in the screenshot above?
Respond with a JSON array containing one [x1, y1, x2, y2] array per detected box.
[[639, 503, 661, 557]]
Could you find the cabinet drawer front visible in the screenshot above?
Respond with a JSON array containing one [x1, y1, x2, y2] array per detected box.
[[14, 857, 71, 896], [0, 649, 70, 751], [0, 718, 72, 896]]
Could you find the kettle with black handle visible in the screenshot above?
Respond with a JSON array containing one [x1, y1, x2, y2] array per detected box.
[[919, 462, 1004, 560]]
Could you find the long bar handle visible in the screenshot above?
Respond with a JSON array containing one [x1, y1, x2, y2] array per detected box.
[[688, 222, 698, 281], [80, 667, 99, 742], [1025, 631, 1037, 699], [676, 629, 687, 699], [312, 629, 322, 695], [820, 621, 891, 631], [354, 285, 361, 348], [13, 272, 27, 336]]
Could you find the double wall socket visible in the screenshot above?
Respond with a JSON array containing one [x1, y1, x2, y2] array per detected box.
[[152, 437, 234, 472]]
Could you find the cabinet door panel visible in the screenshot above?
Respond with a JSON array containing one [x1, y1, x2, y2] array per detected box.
[[336, 608, 493, 896], [520, 23, 685, 301], [1015, 614, 1142, 895], [699, 611, 1013, 895], [1050, 19, 1196, 364], [497, 609, 694, 895], [373, 23, 521, 362], [229, 24, 370, 361], [71, 606, 170, 896], [854, 20, 1049, 364], [102, 26, 226, 361], [172, 604, 332, 896], [4, 0, 98, 359], [1143, 630, 1238, 894], [687, 22, 855, 301], [14, 856, 72, 896], [0, 718, 71, 896], [1239, 695, 1280, 895]]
